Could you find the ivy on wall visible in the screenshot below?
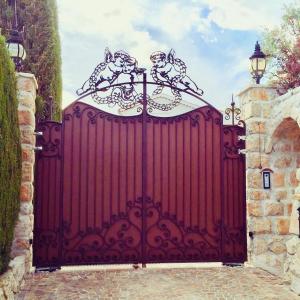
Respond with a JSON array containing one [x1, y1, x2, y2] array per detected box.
[[0, 0, 62, 121], [0, 35, 22, 275]]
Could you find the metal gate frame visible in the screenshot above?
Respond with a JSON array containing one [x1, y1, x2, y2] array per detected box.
[[33, 49, 246, 268]]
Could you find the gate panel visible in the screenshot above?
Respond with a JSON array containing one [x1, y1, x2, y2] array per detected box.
[[61, 103, 143, 265], [33, 122, 62, 267], [223, 125, 247, 263], [144, 107, 223, 263]]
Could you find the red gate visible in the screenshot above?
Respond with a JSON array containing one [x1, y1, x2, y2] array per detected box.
[[33, 50, 246, 268]]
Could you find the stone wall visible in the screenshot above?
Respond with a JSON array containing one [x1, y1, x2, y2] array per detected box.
[[238, 85, 300, 294], [0, 73, 37, 299]]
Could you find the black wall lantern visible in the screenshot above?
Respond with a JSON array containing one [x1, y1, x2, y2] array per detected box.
[[249, 41, 266, 84], [261, 168, 273, 189], [5, 0, 26, 71]]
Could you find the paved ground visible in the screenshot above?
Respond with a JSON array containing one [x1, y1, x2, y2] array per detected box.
[[16, 266, 298, 300]]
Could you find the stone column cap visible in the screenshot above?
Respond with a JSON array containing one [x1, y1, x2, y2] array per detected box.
[[16, 72, 38, 90], [237, 84, 276, 97]]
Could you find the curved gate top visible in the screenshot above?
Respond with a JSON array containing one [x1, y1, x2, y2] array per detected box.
[[33, 48, 246, 269]]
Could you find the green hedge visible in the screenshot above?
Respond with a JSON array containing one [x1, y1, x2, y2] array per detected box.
[[0, 35, 22, 275]]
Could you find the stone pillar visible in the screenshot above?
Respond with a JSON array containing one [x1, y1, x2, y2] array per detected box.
[[0, 73, 37, 299], [238, 84, 280, 273]]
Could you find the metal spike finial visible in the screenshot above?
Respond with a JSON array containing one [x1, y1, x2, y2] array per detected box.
[[225, 94, 241, 125]]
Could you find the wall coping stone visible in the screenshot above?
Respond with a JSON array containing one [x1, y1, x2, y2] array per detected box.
[[236, 84, 277, 97], [16, 72, 39, 90]]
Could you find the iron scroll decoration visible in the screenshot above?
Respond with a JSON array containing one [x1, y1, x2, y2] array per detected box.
[[76, 48, 204, 112]]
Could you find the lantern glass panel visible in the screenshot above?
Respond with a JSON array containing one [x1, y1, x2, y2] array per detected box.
[[257, 57, 266, 72], [7, 42, 19, 58]]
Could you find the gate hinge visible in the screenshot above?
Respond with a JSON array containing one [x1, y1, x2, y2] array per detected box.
[[238, 149, 247, 155]]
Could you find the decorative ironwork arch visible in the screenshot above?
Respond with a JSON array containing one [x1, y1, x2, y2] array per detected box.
[[74, 48, 217, 114]]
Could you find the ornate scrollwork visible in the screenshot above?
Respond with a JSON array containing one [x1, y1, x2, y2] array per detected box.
[[224, 95, 241, 125], [36, 122, 62, 158], [76, 48, 205, 113], [144, 198, 221, 262], [223, 126, 245, 159], [62, 196, 221, 264]]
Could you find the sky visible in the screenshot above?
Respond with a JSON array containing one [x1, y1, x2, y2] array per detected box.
[[57, 0, 293, 111]]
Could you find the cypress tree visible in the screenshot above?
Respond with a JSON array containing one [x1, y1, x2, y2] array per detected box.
[[0, 35, 22, 275], [0, 0, 62, 121]]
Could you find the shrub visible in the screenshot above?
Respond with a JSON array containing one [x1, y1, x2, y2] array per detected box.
[[0, 35, 22, 274]]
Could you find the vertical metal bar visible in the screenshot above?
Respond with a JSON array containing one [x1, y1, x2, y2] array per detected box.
[[220, 118, 225, 263], [59, 119, 65, 267], [142, 72, 147, 267], [298, 207, 300, 238]]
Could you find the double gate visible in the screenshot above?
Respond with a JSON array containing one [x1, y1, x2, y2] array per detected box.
[[33, 50, 246, 268]]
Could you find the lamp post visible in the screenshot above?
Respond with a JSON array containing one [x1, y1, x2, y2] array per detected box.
[[249, 41, 266, 84], [6, 0, 26, 71]]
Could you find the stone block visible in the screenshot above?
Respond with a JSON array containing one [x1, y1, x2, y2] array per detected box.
[[19, 202, 33, 215], [20, 183, 33, 202], [274, 157, 292, 168], [291, 274, 300, 295], [277, 218, 290, 235], [17, 75, 37, 94], [9, 256, 25, 286], [247, 153, 270, 169], [262, 103, 272, 118], [247, 190, 269, 201], [269, 241, 286, 254], [21, 148, 35, 164], [20, 127, 35, 145], [253, 238, 268, 255], [247, 171, 262, 189], [244, 102, 262, 119], [290, 171, 299, 187], [248, 202, 263, 217], [18, 91, 35, 110], [21, 162, 33, 182], [273, 172, 285, 188], [287, 203, 293, 216], [289, 201, 300, 235], [18, 110, 35, 127], [253, 218, 272, 234], [265, 203, 284, 216], [252, 252, 285, 276], [246, 135, 261, 152], [247, 121, 265, 134], [275, 190, 287, 201], [13, 214, 33, 240], [248, 88, 273, 101], [0, 270, 18, 296]]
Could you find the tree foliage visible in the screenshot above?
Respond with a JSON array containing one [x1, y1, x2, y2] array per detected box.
[[262, 2, 300, 94], [0, 35, 21, 275], [0, 0, 62, 120]]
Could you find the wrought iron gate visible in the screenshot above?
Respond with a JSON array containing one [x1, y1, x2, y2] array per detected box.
[[33, 49, 246, 268]]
